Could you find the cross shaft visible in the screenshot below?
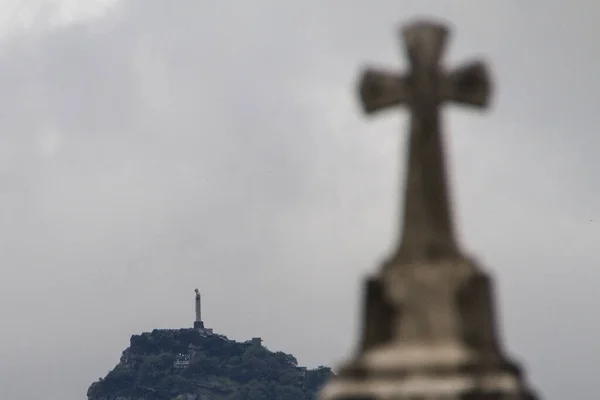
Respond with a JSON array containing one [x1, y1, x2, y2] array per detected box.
[[358, 20, 491, 264]]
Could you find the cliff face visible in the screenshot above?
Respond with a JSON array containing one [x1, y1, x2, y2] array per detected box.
[[87, 328, 332, 400]]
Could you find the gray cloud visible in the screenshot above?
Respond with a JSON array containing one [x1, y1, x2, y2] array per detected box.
[[0, 1, 599, 399]]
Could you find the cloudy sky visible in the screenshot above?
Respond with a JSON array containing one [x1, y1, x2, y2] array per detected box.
[[0, 0, 598, 399]]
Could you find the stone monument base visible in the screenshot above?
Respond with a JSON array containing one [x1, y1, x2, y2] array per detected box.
[[193, 321, 204, 329], [320, 379, 536, 400], [318, 256, 538, 400], [320, 344, 538, 399]]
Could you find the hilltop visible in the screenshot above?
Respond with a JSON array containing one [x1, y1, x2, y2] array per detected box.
[[87, 328, 333, 400]]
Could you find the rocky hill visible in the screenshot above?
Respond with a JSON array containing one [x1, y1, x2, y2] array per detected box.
[[87, 328, 333, 400]]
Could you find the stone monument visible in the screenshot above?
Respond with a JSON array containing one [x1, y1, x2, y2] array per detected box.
[[318, 19, 539, 400], [194, 288, 204, 330]]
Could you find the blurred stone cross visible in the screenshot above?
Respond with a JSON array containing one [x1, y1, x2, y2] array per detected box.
[[359, 19, 489, 264], [318, 19, 540, 400]]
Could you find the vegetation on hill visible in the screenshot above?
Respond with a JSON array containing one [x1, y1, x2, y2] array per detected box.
[[87, 328, 333, 400]]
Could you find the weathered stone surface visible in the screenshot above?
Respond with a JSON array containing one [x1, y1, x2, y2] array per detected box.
[[318, 18, 539, 400]]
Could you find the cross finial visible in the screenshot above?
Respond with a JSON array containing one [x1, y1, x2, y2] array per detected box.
[[358, 19, 492, 264]]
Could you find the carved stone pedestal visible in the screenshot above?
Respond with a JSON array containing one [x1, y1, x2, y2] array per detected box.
[[319, 258, 538, 400], [320, 373, 536, 400], [320, 344, 537, 399]]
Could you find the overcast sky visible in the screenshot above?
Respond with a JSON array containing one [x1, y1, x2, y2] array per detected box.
[[0, 1, 598, 399]]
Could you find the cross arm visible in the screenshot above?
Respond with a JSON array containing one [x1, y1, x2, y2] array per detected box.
[[442, 60, 492, 108], [358, 68, 411, 114]]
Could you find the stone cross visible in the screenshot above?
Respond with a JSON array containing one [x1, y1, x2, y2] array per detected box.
[[358, 20, 491, 264], [318, 19, 539, 400]]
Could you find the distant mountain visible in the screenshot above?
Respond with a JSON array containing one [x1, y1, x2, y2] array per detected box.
[[87, 328, 333, 400]]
